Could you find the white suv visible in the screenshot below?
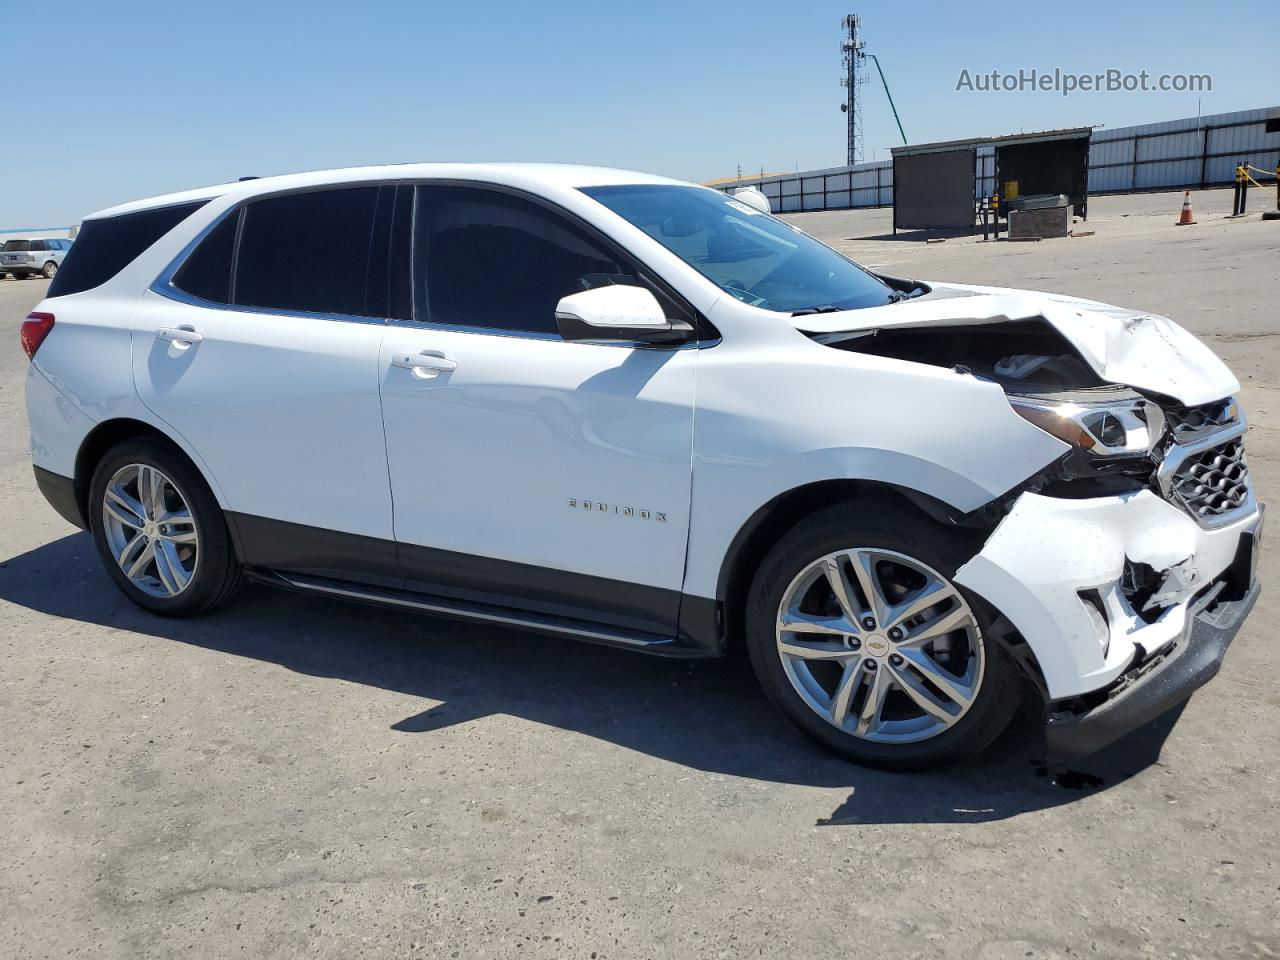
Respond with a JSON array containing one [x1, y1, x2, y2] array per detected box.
[[22, 164, 1264, 769]]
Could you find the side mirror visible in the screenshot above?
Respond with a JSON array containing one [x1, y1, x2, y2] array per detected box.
[[556, 285, 695, 345]]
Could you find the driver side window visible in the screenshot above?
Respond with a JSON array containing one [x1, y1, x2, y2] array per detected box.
[[413, 185, 640, 336]]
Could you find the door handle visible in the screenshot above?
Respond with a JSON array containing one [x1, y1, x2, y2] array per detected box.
[[392, 350, 458, 377], [157, 326, 203, 347]]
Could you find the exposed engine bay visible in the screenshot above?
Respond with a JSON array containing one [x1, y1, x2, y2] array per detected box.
[[813, 316, 1103, 389]]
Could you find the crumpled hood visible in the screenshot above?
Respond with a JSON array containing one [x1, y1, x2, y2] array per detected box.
[[793, 281, 1238, 407]]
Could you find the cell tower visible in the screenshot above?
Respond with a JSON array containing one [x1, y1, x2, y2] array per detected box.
[[840, 14, 866, 167]]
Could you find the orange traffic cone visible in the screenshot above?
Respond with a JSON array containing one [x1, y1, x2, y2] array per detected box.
[[1176, 190, 1196, 225]]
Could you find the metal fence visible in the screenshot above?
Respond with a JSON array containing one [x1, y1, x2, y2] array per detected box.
[[717, 105, 1280, 212], [1088, 107, 1280, 193]]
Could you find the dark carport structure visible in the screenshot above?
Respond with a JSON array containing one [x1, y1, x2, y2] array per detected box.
[[890, 127, 1092, 233]]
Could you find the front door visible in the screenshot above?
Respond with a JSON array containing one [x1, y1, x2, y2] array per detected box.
[[379, 185, 697, 637]]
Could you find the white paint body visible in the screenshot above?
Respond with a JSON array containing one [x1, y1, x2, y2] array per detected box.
[[23, 163, 1262, 702]]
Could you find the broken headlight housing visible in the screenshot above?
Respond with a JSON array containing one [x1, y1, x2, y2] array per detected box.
[[1004, 389, 1163, 496], [1007, 392, 1161, 458]]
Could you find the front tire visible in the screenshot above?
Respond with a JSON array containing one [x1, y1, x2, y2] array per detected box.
[[744, 498, 1020, 770], [88, 437, 243, 616]]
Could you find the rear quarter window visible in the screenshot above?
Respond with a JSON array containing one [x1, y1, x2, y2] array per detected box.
[[172, 210, 239, 304], [49, 200, 210, 297]]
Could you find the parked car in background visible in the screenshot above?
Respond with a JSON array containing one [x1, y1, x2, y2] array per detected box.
[[19, 164, 1264, 769], [3, 237, 72, 280]]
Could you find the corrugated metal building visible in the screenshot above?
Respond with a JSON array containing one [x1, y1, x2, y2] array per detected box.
[[716, 105, 1280, 213], [889, 127, 1092, 228]]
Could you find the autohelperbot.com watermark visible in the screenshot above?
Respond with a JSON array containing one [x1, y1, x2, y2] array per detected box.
[[956, 68, 1212, 97]]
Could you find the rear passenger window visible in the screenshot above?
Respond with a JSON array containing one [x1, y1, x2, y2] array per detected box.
[[414, 186, 638, 335], [30, 240, 46, 252], [233, 187, 380, 317], [172, 211, 239, 304], [49, 201, 209, 297]]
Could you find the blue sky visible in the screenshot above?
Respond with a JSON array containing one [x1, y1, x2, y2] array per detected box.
[[3, 0, 1276, 226]]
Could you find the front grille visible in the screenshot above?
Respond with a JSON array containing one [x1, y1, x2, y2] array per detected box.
[[1164, 398, 1237, 438], [1169, 437, 1251, 521]]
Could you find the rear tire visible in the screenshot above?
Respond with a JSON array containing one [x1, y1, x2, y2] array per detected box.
[[41, 261, 57, 279], [744, 497, 1020, 770], [88, 437, 244, 617]]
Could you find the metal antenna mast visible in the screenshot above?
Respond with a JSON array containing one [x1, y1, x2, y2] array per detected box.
[[840, 14, 866, 166]]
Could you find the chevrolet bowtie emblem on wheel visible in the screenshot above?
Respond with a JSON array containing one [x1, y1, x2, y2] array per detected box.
[[568, 498, 666, 523], [863, 636, 890, 656]]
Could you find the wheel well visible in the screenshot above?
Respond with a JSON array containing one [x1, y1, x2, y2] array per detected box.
[[73, 419, 179, 526], [714, 480, 972, 658], [714, 479, 1049, 698]]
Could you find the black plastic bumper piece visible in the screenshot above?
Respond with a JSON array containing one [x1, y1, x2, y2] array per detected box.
[[1044, 540, 1261, 762], [33, 466, 84, 529]]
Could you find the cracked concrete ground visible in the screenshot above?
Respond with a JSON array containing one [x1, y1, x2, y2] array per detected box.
[[1, 188, 1277, 959]]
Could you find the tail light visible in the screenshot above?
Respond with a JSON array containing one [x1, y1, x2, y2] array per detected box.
[[20, 312, 55, 359]]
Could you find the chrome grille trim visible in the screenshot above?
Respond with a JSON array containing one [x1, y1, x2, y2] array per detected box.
[[1164, 397, 1239, 439], [1156, 412, 1255, 528]]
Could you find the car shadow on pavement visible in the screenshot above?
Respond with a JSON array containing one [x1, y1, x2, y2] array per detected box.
[[1, 532, 1183, 825], [850, 228, 976, 243]]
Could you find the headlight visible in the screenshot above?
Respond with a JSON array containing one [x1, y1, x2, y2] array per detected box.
[[1008, 394, 1158, 457]]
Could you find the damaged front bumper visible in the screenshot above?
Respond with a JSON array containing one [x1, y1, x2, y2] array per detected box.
[[1043, 572, 1259, 760], [955, 490, 1264, 759]]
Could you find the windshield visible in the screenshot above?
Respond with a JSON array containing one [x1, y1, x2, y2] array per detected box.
[[581, 184, 895, 314]]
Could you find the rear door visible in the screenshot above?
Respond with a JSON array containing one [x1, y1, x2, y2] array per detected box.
[[133, 185, 410, 585]]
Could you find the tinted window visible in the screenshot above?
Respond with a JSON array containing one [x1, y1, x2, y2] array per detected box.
[[30, 240, 46, 252], [234, 187, 380, 316], [49, 201, 209, 297], [415, 186, 637, 334], [4, 240, 30, 251], [172, 210, 239, 304]]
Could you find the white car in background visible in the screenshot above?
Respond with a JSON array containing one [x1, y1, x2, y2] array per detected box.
[[3, 237, 72, 280], [20, 164, 1263, 769]]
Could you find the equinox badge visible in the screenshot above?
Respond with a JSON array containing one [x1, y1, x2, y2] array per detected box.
[[568, 498, 666, 523]]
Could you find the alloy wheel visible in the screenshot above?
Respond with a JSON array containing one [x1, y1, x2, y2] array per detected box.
[[101, 463, 200, 598], [775, 547, 984, 744]]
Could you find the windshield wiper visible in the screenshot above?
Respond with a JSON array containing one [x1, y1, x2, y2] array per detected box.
[[791, 304, 846, 317], [793, 291, 908, 316]]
